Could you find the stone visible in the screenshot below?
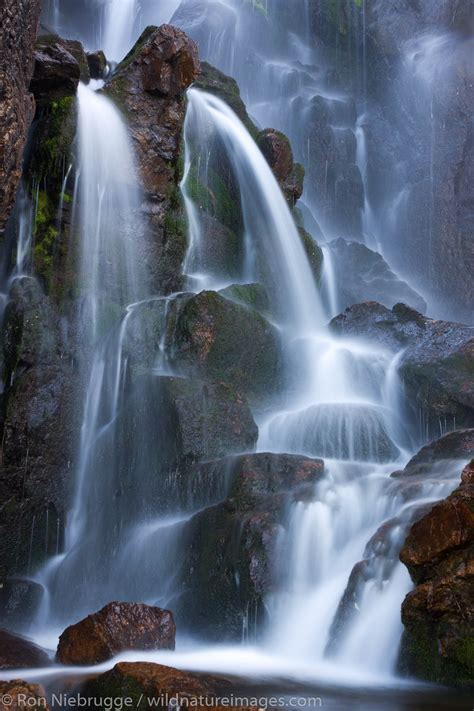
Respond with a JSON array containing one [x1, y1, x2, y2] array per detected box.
[[0, 579, 43, 630], [82, 661, 237, 707], [330, 302, 474, 435], [172, 290, 282, 403], [0, 629, 50, 669], [30, 35, 81, 106], [56, 602, 176, 665], [87, 50, 107, 79], [0, 681, 50, 711], [0, 0, 42, 236], [399, 461, 474, 685], [178, 453, 324, 640], [105, 25, 200, 295], [327, 238, 427, 313], [392, 429, 474, 478], [257, 128, 305, 207]]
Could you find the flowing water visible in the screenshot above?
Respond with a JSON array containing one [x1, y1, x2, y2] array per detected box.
[[19, 0, 468, 695]]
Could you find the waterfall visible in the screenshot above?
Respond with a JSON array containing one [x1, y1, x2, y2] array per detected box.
[[102, 0, 139, 62]]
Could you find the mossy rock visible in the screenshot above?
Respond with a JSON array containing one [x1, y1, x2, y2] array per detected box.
[[172, 290, 282, 404], [298, 226, 324, 284], [219, 283, 270, 315]]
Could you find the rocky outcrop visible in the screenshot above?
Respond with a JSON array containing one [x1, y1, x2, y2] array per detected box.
[[87, 51, 107, 80], [56, 602, 176, 665], [0, 579, 43, 631], [0, 0, 41, 236], [399, 461, 474, 685], [0, 629, 50, 669], [392, 429, 474, 479], [178, 453, 324, 640], [0, 681, 50, 711], [257, 129, 305, 207], [327, 238, 427, 313], [30, 35, 83, 106], [83, 661, 236, 707], [330, 302, 474, 436], [172, 290, 282, 403], [105, 25, 200, 295]]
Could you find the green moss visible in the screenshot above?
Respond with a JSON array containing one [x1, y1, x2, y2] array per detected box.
[[220, 283, 270, 314], [185, 163, 240, 231], [299, 226, 324, 285]]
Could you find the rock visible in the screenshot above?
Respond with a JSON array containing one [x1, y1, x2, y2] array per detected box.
[[30, 35, 81, 106], [257, 129, 305, 207], [186, 213, 243, 284], [393, 429, 474, 478], [0, 681, 50, 711], [0, 629, 50, 669], [298, 227, 324, 284], [219, 283, 270, 315], [399, 461, 474, 685], [0, 579, 43, 630], [105, 25, 200, 295], [82, 661, 236, 706], [56, 602, 176, 665], [327, 238, 427, 313], [0, 0, 41, 236], [178, 453, 324, 640], [86, 50, 107, 79], [330, 302, 474, 435], [172, 290, 282, 403]]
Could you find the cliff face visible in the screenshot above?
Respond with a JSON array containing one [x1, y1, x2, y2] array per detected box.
[[0, 0, 42, 236]]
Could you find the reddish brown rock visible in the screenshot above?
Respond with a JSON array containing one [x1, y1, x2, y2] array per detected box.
[[257, 128, 305, 207], [0, 629, 50, 669], [399, 461, 474, 685], [56, 602, 176, 665], [0, 681, 50, 711], [0, 0, 41, 236], [105, 25, 200, 294], [30, 36, 81, 106]]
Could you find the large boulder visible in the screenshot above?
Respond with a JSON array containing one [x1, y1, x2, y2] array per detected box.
[[399, 461, 474, 685], [0, 629, 50, 669], [330, 302, 474, 435], [105, 25, 200, 295], [56, 602, 176, 665], [178, 453, 324, 640], [392, 429, 474, 479], [82, 661, 236, 707], [172, 290, 282, 403], [327, 238, 427, 313], [0, 0, 41, 236], [30, 35, 82, 106]]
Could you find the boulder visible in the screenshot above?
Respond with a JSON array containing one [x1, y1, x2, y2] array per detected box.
[[399, 461, 474, 685], [178, 453, 324, 640], [56, 602, 176, 665], [0, 681, 50, 711], [327, 238, 427, 313], [172, 290, 282, 403], [82, 661, 236, 706], [30, 35, 82, 106], [86, 50, 107, 79], [219, 283, 270, 315], [257, 129, 305, 207], [105, 25, 200, 295], [0, 0, 42, 235], [392, 429, 474, 479], [330, 302, 474, 435], [0, 629, 50, 669]]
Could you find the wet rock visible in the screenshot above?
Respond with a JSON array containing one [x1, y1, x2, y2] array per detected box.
[[30, 35, 82, 106], [172, 290, 282, 403], [298, 227, 324, 284], [193, 61, 257, 137], [399, 461, 474, 685], [0, 629, 50, 669], [56, 602, 176, 665], [0, 0, 41, 235], [0, 579, 43, 630], [327, 238, 427, 313], [178, 453, 324, 640], [330, 302, 474, 435], [86, 50, 107, 79], [393, 429, 474, 478], [112, 374, 258, 514], [105, 25, 200, 295], [83, 661, 236, 706], [0, 681, 50, 711], [257, 129, 305, 207], [219, 283, 270, 315], [187, 213, 242, 283]]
